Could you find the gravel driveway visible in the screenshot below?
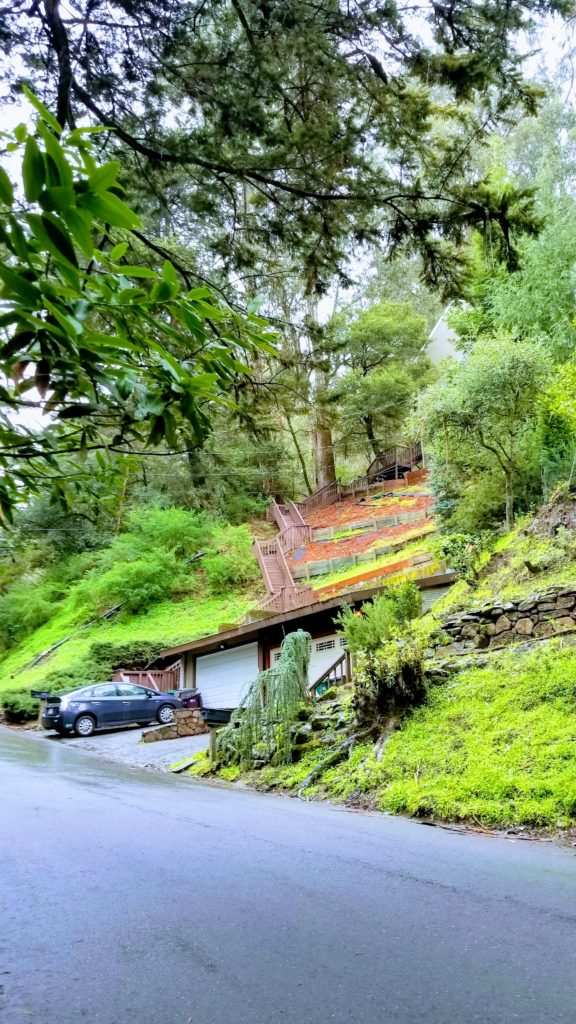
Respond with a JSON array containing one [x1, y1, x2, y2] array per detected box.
[[41, 724, 209, 771]]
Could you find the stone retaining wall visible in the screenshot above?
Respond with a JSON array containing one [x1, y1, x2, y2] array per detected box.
[[142, 708, 208, 743], [438, 583, 576, 656]]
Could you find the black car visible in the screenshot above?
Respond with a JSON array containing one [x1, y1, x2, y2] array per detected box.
[[41, 682, 183, 737]]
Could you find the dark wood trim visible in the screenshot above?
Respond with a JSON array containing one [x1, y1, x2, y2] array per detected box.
[[154, 572, 455, 662]]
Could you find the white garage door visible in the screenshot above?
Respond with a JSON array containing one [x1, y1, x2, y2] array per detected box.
[[269, 633, 346, 684], [196, 642, 259, 709]]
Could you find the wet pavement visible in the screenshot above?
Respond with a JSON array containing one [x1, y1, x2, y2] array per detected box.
[[33, 722, 209, 770], [3, 727, 576, 1023]]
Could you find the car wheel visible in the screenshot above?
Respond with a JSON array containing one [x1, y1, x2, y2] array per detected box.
[[74, 714, 96, 737], [157, 704, 175, 725]]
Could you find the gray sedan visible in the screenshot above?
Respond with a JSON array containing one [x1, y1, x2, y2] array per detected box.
[[41, 682, 183, 737]]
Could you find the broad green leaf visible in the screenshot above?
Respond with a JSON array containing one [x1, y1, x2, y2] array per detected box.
[[62, 208, 94, 258], [118, 265, 158, 279], [39, 185, 77, 214], [88, 161, 121, 193], [14, 123, 27, 143], [27, 213, 79, 270], [44, 298, 83, 336], [0, 166, 13, 206], [37, 122, 73, 190], [110, 242, 128, 261], [0, 266, 38, 306], [77, 191, 142, 230], [150, 279, 173, 303], [162, 260, 179, 288], [22, 137, 45, 202], [8, 217, 30, 263], [22, 86, 62, 134]]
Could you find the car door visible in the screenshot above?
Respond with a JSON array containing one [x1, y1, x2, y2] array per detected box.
[[90, 683, 124, 725], [116, 683, 155, 723]]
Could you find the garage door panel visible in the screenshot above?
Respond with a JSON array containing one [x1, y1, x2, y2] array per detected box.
[[196, 642, 258, 709]]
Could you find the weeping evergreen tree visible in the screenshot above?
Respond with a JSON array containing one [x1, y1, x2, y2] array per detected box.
[[218, 630, 311, 769]]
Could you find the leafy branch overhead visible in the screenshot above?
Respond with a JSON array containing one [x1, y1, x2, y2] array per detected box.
[[0, 92, 276, 518]]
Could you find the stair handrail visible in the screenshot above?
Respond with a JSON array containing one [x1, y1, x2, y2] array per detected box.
[[287, 500, 308, 527], [309, 650, 351, 699], [253, 537, 275, 594]]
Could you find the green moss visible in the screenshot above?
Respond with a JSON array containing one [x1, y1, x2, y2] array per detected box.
[[322, 641, 576, 826], [432, 526, 576, 619], [0, 590, 253, 695]]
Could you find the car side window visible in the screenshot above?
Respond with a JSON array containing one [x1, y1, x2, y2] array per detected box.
[[91, 684, 118, 698], [117, 684, 147, 697]]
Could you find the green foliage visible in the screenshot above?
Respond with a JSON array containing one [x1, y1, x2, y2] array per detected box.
[[352, 621, 431, 725], [218, 630, 312, 769], [202, 525, 260, 595], [0, 689, 39, 723], [77, 551, 181, 614], [0, 580, 60, 654], [0, 97, 274, 518], [334, 364, 420, 455], [88, 639, 165, 671], [431, 533, 484, 584], [335, 301, 429, 375], [336, 583, 422, 654], [359, 643, 576, 826], [419, 334, 552, 530]]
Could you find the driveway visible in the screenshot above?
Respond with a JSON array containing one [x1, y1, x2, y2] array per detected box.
[[41, 722, 209, 770], [2, 726, 576, 1024]]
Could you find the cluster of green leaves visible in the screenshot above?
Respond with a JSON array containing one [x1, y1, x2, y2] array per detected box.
[[0, 92, 274, 517], [418, 334, 555, 531], [336, 582, 422, 654], [0, 506, 260, 659]]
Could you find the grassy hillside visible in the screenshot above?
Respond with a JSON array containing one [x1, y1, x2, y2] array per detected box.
[[193, 494, 576, 831], [0, 590, 253, 692], [0, 506, 262, 719]]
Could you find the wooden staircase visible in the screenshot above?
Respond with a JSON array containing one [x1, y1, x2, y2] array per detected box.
[[250, 440, 425, 619]]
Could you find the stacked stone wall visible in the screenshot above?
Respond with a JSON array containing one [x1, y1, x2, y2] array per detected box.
[[142, 708, 208, 743], [439, 584, 576, 656]]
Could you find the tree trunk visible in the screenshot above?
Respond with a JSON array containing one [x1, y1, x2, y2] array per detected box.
[[313, 421, 336, 490], [504, 469, 514, 531], [364, 414, 379, 457], [285, 412, 314, 495], [306, 294, 336, 489]]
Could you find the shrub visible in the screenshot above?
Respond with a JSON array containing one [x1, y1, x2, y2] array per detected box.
[[126, 506, 212, 558], [352, 621, 430, 725], [335, 582, 422, 654], [0, 581, 60, 653], [88, 640, 166, 670], [76, 550, 182, 614], [203, 525, 260, 595], [0, 689, 39, 722], [431, 533, 485, 584]]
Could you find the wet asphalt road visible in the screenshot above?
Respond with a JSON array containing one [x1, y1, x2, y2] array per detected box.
[[2, 728, 576, 1024]]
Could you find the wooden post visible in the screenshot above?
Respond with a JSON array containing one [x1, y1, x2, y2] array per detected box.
[[209, 726, 218, 765]]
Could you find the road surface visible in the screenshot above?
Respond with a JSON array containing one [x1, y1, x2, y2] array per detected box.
[[2, 727, 576, 1024]]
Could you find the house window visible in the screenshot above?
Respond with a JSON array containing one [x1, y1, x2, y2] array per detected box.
[[273, 651, 282, 663], [315, 638, 336, 652]]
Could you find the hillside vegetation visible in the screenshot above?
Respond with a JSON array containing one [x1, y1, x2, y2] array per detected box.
[[193, 496, 576, 832], [0, 507, 262, 721]]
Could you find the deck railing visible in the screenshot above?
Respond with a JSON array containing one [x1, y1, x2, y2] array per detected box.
[[294, 479, 342, 516], [293, 442, 424, 517], [114, 665, 181, 692], [309, 651, 352, 699]]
